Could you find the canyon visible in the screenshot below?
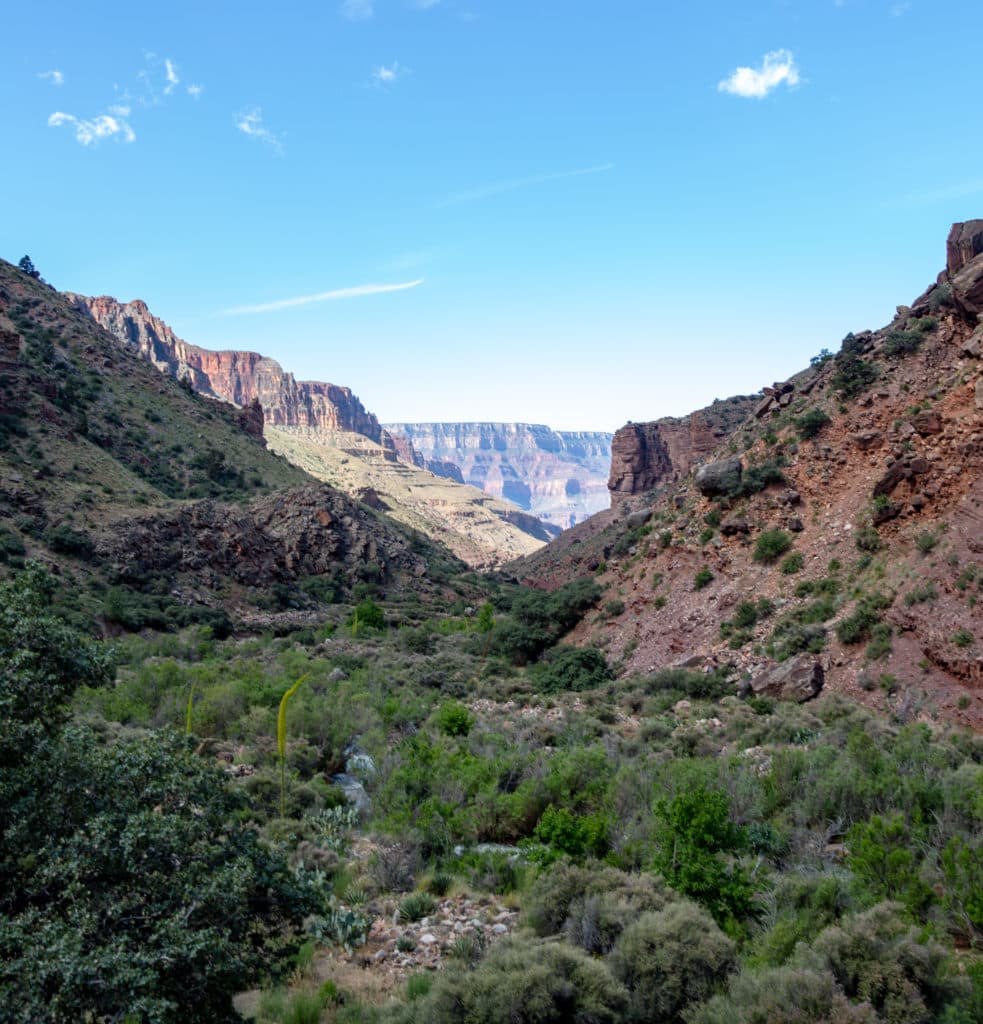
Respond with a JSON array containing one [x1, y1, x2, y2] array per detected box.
[[384, 422, 614, 531]]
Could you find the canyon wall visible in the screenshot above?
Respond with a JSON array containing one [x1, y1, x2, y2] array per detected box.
[[71, 296, 387, 442], [384, 422, 613, 530], [607, 395, 758, 496]]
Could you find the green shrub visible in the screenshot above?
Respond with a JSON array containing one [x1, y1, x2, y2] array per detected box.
[[794, 409, 831, 440], [694, 567, 714, 590], [436, 700, 474, 737], [781, 551, 804, 575], [530, 645, 611, 694], [526, 863, 663, 941], [904, 581, 938, 606], [605, 599, 626, 617], [643, 667, 733, 700], [44, 523, 95, 560], [952, 628, 974, 649], [916, 530, 939, 555], [753, 530, 792, 565], [348, 599, 385, 633], [735, 460, 786, 497], [609, 902, 736, 1024], [855, 526, 882, 553], [390, 936, 629, 1024], [398, 892, 436, 923], [836, 592, 891, 645], [532, 805, 610, 861], [832, 333, 878, 398], [652, 787, 756, 933]]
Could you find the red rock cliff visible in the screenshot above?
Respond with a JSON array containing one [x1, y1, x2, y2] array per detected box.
[[71, 295, 386, 441], [608, 396, 757, 495]]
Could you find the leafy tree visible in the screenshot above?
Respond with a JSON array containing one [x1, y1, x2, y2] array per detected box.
[[652, 787, 757, 934], [17, 255, 40, 278], [0, 565, 321, 1023]]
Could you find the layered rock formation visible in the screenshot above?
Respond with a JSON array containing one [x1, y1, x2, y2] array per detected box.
[[71, 296, 389, 443], [69, 294, 555, 565], [384, 422, 613, 530], [607, 396, 757, 496]]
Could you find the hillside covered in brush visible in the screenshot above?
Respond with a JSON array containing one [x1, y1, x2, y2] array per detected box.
[[0, 259, 468, 634], [517, 221, 982, 728]]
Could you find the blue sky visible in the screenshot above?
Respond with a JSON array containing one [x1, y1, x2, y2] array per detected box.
[[4, 1, 983, 431]]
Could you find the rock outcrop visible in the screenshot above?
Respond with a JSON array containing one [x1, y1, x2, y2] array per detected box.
[[71, 295, 388, 440], [607, 396, 756, 496], [100, 484, 428, 590], [384, 422, 613, 530]]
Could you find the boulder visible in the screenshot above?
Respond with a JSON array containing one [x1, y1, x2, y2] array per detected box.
[[695, 457, 743, 497], [947, 220, 983, 275], [720, 515, 750, 536], [626, 508, 653, 529], [950, 253, 983, 321], [911, 410, 943, 436], [750, 656, 824, 703]]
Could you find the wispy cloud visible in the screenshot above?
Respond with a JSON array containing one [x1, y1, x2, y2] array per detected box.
[[48, 110, 135, 145], [187, 83, 204, 99], [39, 69, 64, 86], [373, 61, 402, 84], [891, 2, 912, 15], [718, 49, 800, 99], [341, 0, 373, 19], [235, 108, 283, 152], [224, 279, 424, 315], [164, 58, 180, 95], [440, 163, 615, 206]]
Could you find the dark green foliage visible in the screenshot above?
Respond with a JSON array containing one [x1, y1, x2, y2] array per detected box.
[[694, 567, 714, 590], [17, 255, 40, 278], [436, 700, 474, 737], [832, 333, 878, 398], [753, 529, 792, 565], [488, 578, 601, 665], [605, 598, 626, 616], [43, 522, 95, 560], [781, 551, 805, 574], [609, 902, 736, 1024], [733, 459, 786, 497], [350, 599, 386, 632], [652, 787, 756, 933], [643, 667, 733, 700], [836, 592, 891, 645], [916, 529, 938, 555], [0, 566, 320, 1024], [530, 644, 611, 693], [795, 408, 831, 440], [883, 317, 935, 358]]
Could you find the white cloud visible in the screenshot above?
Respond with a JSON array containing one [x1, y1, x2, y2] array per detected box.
[[39, 70, 64, 86], [441, 163, 615, 206], [341, 0, 373, 19], [224, 279, 424, 315], [235, 108, 284, 152], [891, 2, 912, 15], [374, 61, 401, 83], [48, 110, 135, 146], [718, 49, 800, 99], [164, 58, 180, 95], [187, 83, 204, 98]]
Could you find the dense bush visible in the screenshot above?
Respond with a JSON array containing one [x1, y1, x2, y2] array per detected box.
[[390, 936, 629, 1024], [609, 902, 736, 1023], [530, 644, 611, 693], [0, 567, 321, 1024], [488, 578, 601, 665], [754, 529, 793, 565], [795, 408, 832, 440], [832, 333, 879, 398]]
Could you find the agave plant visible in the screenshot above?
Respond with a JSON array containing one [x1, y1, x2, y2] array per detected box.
[[278, 675, 308, 817]]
